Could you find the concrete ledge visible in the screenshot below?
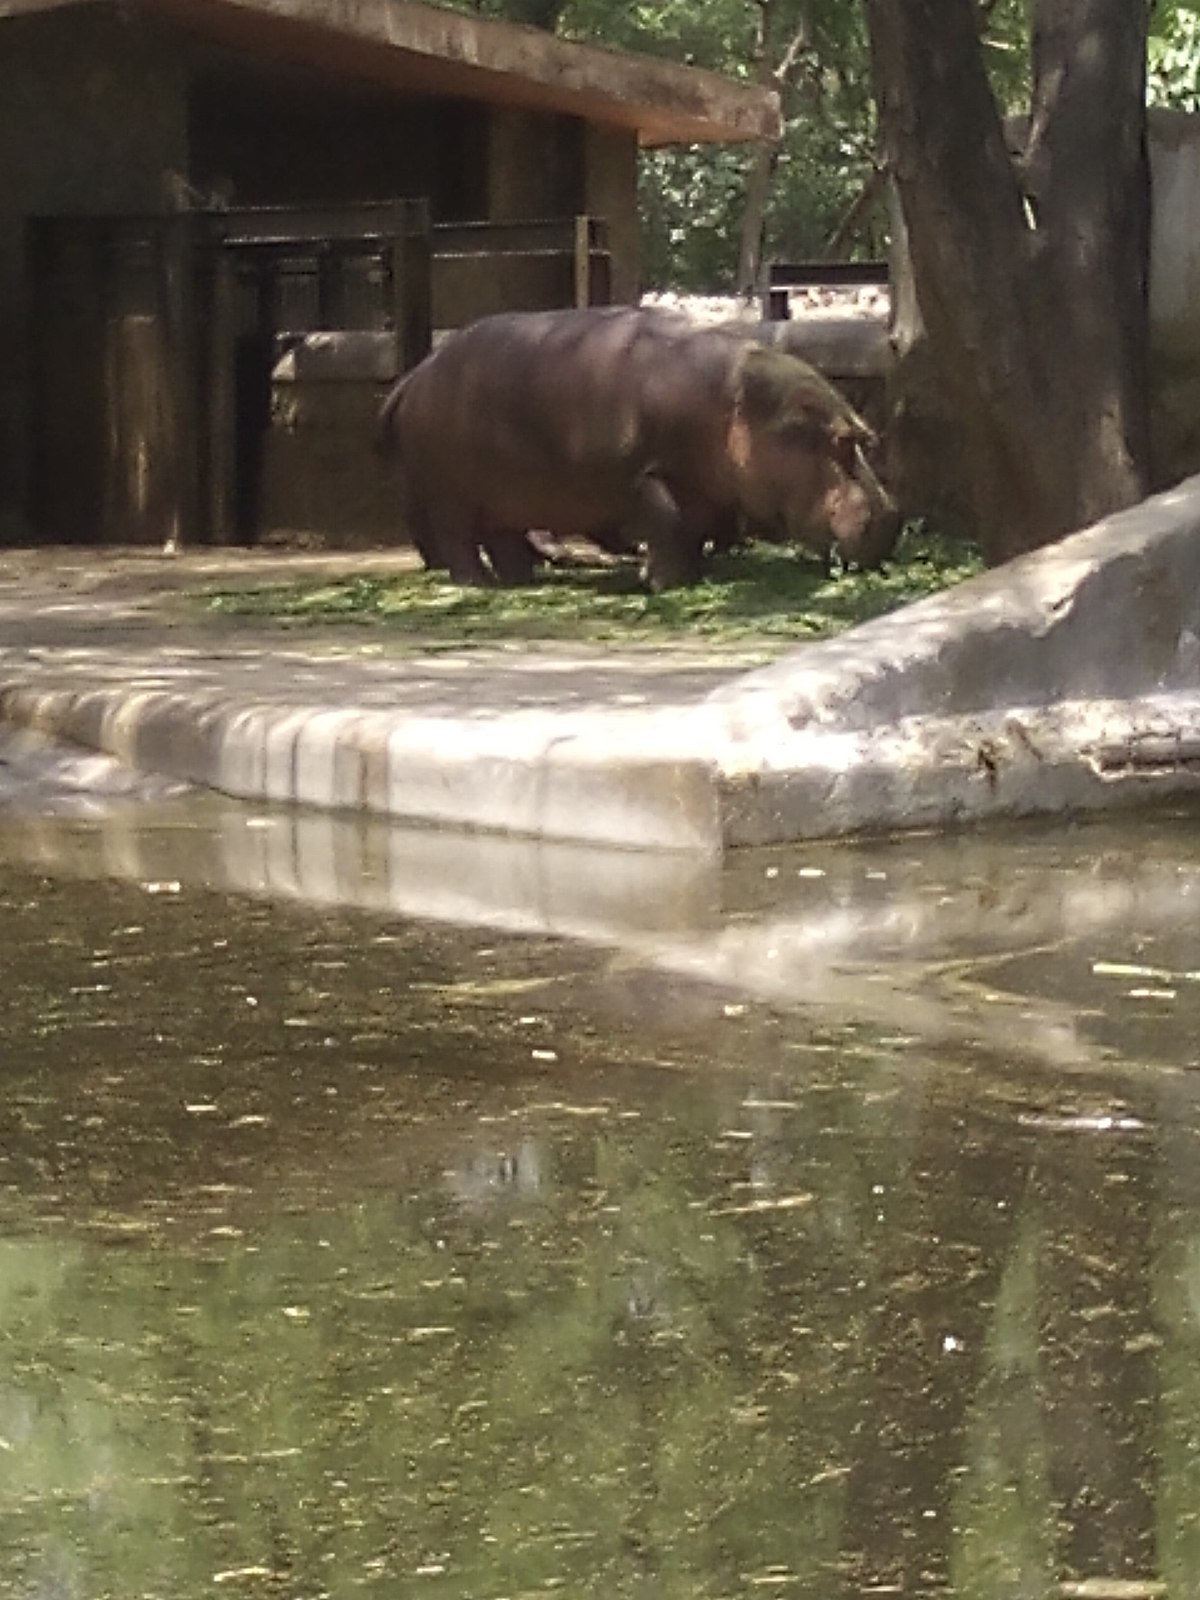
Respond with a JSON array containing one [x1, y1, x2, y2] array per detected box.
[[704, 473, 1200, 845], [718, 693, 1200, 847], [713, 475, 1200, 738]]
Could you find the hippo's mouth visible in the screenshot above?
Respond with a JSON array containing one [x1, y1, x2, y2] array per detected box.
[[784, 507, 835, 548]]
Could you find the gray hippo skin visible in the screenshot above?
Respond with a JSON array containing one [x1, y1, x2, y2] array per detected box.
[[378, 307, 899, 591]]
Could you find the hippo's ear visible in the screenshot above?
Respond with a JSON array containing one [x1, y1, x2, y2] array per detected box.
[[738, 344, 830, 425]]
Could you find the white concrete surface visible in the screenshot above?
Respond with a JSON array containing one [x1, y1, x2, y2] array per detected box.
[[710, 475, 1200, 844]]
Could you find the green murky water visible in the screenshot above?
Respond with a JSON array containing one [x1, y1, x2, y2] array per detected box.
[[1, 805, 1199, 1598]]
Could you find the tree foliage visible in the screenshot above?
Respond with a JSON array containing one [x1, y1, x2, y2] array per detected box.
[[1149, 0, 1200, 107], [436, 0, 1200, 292], [440, 0, 882, 283]]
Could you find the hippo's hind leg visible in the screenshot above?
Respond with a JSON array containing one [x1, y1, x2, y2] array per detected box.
[[446, 544, 494, 586], [400, 491, 447, 573], [410, 524, 447, 573]]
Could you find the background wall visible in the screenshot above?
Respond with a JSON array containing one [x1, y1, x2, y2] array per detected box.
[[1147, 107, 1200, 488]]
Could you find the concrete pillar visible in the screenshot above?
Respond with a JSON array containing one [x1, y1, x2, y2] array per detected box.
[[584, 123, 640, 303]]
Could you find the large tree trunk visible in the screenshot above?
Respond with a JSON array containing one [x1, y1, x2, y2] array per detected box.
[[866, 0, 1151, 563]]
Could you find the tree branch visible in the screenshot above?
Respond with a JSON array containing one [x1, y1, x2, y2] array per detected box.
[[773, 19, 814, 89], [822, 161, 888, 259], [750, 0, 770, 73]]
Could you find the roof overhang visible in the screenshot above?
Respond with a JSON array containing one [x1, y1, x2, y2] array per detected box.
[[0, 0, 782, 145]]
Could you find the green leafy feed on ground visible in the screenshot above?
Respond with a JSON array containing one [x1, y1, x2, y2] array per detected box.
[[201, 527, 981, 648]]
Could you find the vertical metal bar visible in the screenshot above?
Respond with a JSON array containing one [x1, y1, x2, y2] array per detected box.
[[316, 246, 343, 328], [589, 247, 612, 307], [389, 197, 432, 373], [162, 209, 199, 549], [207, 229, 238, 546], [573, 213, 591, 307]]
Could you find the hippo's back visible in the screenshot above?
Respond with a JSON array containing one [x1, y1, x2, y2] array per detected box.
[[400, 308, 733, 467]]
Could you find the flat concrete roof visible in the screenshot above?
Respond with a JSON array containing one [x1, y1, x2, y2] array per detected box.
[[0, 0, 782, 145]]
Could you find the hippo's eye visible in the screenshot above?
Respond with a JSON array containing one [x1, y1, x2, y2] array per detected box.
[[830, 423, 878, 472], [829, 432, 862, 474]]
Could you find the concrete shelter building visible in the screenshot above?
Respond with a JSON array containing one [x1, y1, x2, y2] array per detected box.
[[0, 0, 779, 546]]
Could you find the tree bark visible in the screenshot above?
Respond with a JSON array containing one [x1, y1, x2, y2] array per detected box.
[[866, 0, 1151, 563], [736, 141, 781, 295]]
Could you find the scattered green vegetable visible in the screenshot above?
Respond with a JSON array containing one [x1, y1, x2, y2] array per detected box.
[[201, 526, 981, 648]]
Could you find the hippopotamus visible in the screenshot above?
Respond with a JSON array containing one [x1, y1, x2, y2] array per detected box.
[[378, 307, 899, 591]]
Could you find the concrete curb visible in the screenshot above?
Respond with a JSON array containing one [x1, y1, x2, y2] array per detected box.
[[712, 476, 1200, 737], [0, 683, 726, 853]]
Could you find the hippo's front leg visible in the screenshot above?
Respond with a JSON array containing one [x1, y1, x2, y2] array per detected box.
[[427, 502, 493, 586], [631, 474, 703, 593]]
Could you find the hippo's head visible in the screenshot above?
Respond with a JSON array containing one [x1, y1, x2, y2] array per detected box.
[[730, 346, 901, 569], [817, 420, 902, 569]]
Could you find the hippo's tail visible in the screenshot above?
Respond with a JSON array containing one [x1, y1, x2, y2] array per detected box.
[[374, 373, 411, 458]]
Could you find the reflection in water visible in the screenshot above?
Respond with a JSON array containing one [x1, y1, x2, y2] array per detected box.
[[0, 808, 1197, 1597]]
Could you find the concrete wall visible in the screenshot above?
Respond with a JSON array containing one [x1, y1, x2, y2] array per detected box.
[[1149, 110, 1200, 360], [487, 106, 585, 221], [484, 111, 638, 302], [1147, 109, 1200, 487], [189, 52, 491, 217]]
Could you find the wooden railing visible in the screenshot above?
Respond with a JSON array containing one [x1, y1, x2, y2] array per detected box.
[[763, 259, 889, 321], [206, 203, 612, 349]]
